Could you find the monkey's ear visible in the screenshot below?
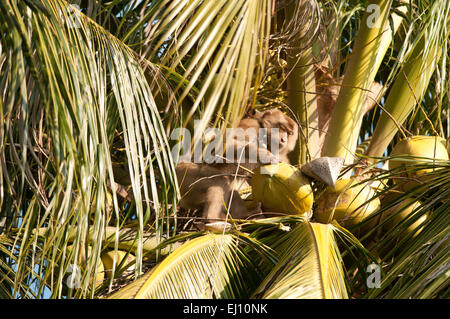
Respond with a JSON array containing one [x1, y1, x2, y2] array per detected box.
[[259, 109, 272, 120], [248, 109, 259, 116]]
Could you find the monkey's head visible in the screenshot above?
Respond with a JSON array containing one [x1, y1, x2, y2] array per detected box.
[[254, 109, 298, 153]]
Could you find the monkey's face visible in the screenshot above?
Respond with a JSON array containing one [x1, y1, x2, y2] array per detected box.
[[259, 110, 298, 153]]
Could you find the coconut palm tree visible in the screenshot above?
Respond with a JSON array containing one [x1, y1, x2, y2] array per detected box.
[[0, 0, 448, 299]]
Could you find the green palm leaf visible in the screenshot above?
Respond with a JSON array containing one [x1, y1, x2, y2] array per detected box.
[[253, 221, 348, 299], [366, 0, 450, 158], [0, 0, 177, 297], [139, 0, 272, 143], [360, 164, 450, 298], [108, 233, 265, 299]]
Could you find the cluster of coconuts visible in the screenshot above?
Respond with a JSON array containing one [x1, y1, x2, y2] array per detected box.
[[251, 135, 448, 237], [314, 178, 380, 228]]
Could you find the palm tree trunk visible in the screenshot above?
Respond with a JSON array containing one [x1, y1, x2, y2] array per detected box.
[[365, 12, 450, 158], [322, 0, 395, 164], [285, 1, 319, 165]]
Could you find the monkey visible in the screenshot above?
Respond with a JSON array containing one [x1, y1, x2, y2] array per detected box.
[[176, 162, 249, 222], [207, 108, 298, 189], [176, 108, 299, 223], [252, 108, 298, 163]]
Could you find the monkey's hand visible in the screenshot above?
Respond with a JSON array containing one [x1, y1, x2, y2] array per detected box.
[[258, 149, 280, 165]]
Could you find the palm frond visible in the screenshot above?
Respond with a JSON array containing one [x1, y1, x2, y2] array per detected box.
[[366, 0, 450, 158], [347, 161, 450, 298], [0, 0, 177, 298], [323, 0, 397, 164], [253, 221, 348, 299], [137, 0, 273, 144], [108, 233, 266, 299]]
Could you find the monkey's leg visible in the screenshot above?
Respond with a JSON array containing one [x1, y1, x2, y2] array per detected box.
[[175, 162, 249, 222], [227, 190, 249, 220], [203, 180, 249, 222], [203, 184, 228, 222]]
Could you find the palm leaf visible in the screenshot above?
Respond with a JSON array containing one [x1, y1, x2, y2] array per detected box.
[[108, 233, 266, 299], [359, 163, 450, 298], [323, 0, 398, 164], [253, 221, 348, 299], [0, 0, 177, 297], [138, 0, 272, 145], [365, 0, 450, 158]]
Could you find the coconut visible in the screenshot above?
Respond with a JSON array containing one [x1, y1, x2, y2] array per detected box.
[[252, 163, 313, 217], [438, 137, 449, 154], [389, 136, 449, 191], [101, 250, 135, 279], [315, 178, 380, 226], [381, 197, 428, 238]]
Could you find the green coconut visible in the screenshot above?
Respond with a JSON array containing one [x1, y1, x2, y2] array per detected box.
[[315, 178, 380, 226], [389, 135, 449, 192], [252, 163, 313, 217], [381, 197, 428, 238], [101, 250, 135, 279]]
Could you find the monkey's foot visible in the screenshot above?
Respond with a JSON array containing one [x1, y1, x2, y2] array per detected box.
[[252, 201, 263, 214], [246, 202, 266, 220]]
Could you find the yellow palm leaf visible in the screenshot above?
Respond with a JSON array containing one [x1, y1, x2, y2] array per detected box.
[[254, 222, 348, 299], [109, 234, 246, 299]]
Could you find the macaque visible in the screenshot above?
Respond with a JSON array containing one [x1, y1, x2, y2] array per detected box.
[[176, 162, 249, 222], [176, 108, 299, 223], [252, 108, 298, 163]]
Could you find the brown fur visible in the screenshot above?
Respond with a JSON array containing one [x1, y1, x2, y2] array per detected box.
[[176, 109, 299, 222], [253, 109, 298, 163]]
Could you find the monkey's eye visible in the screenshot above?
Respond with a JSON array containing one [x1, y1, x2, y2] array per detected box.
[[280, 124, 293, 135]]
